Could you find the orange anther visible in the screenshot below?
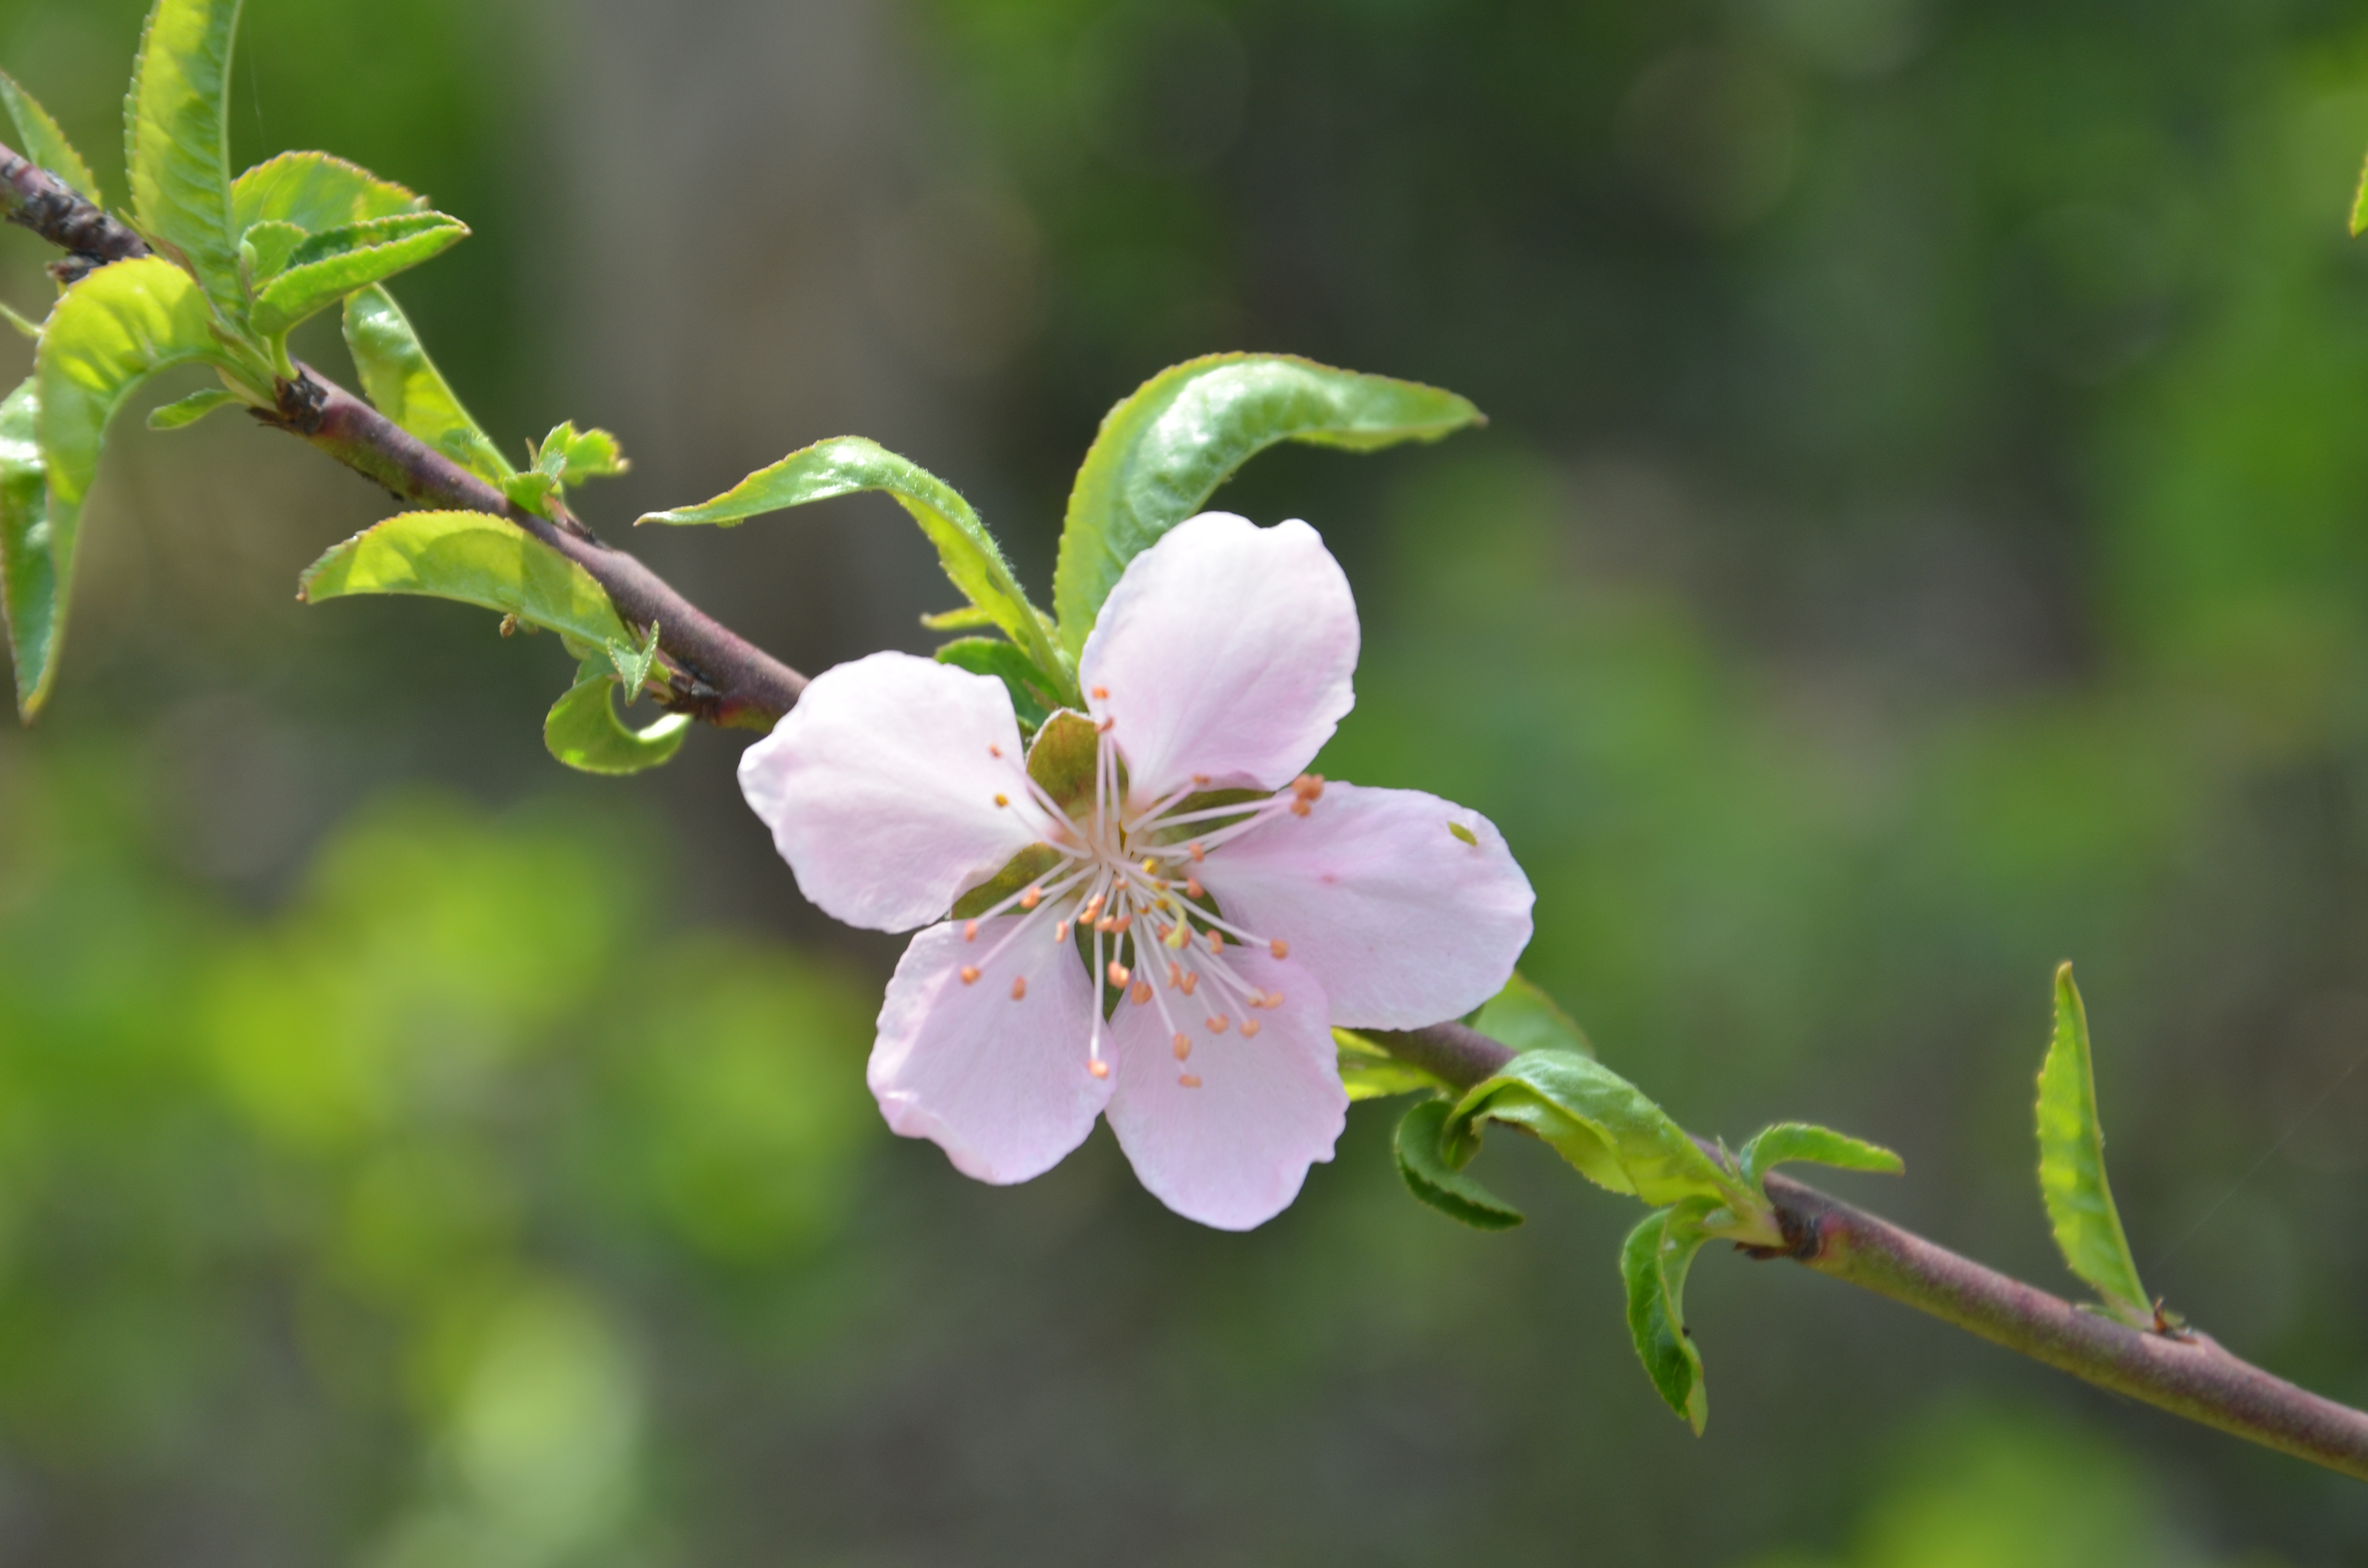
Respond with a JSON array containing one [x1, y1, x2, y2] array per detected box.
[[1207, 1015, 1229, 1034], [1131, 980, 1152, 1005], [1108, 960, 1131, 987], [1011, 977, 1028, 1000], [1188, 841, 1206, 862], [1021, 886, 1042, 910], [1173, 1034, 1192, 1060], [989, 744, 1002, 758], [963, 920, 979, 942], [960, 966, 981, 984], [996, 794, 1011, 808], [1293, 773, 1325, 801], [1178, 1073, 1202, 1089], [1269, 939, 1289, 959], [1206, 930, 1224, 952], [1055, 921, 1071, 942], [1180, 972, 1199, 996], [1240, 1018, 1261, 1037], [1091, 685, 1110, 699], [1089, 1059, 1110, 1079], [1289, 799, 1311, 817]]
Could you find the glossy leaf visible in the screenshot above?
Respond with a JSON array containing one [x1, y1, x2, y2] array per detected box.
[[298, 509, 634, 650], [1622, 1199, 1718, 1434], [231, 149, 422, 235], [250, 213, 469, 338], [1471, 971, 1594, 1059], [640, 436, 1071, 700], [1443, 1049, 1751, 1210], [1051, 354, 1483, 656], [342, 285, 513, 485], [0, 380, 55, 719], [1739, 1123, 1903, 1189], [0, 70, 100, 205], [2037, 962, 2151, 1326], [545, 658, 690, 775], [25, 257, 224, 715], [1395, 1097, 1524, 1229], [1334, 1029, 1447, 1101], [126, 0, 245, 317], [146, 386, 241, 429], [934, 636, 1056, 733]]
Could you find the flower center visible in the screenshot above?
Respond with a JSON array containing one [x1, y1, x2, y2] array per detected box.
[[951, 722, 1325, 1089]]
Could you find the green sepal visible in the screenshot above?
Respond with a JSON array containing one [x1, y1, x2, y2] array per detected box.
[[935, 637, 1057, 733], [1051, 353, 1483, 657], [2036, 963, 2152, 1327], [1443, 1049, 1757, 1214], [1471, 971, 1594, 1059], [125, 0, 247, 321], [1394, 1097, 1524, 1230], [23, 257, 228, 716], [1622, 1198, 1718, 1434], [341, 286, 513, 485], [297, 509, 634, 650], [640, 436, 1073, 704], [0, 70, 101, 205], [249, 212, 468, 339], [1334, 1028, 1447, 1101], [231, 149, 422, 235], [146, 386, 242, 429], [1738, 1123, 1904, 1190], [544, 657, 690, 775], [0, 380, 55, 719], [1024, 710, 1102, 816], [950, 844, 1066, 922]]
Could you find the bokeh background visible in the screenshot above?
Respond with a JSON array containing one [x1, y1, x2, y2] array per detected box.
[[0, 0, 2365, 1560]]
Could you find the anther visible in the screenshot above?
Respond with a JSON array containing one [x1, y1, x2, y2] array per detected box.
[[1112, 913, 1132, 932], [1180, 972, 1199, 996], [1206, 930, 1225, 952], [989, 744, 1001, 758], [963, 920, 979, 942], [960, 966, 981, 985], [1167, 962, 1184, 989], [1179, 1073, 1202, 1089], [1020, 886, 1042, 910], [1091, 685, 1110, 699], [1141, 858, 1159, 875], [1293, 773, 1325, 801], [1131, 980, 1152, 1005], [1089, 1059, 1110, 1080], [1207, 1015, 1229, 1033], [1184, 876, 1203, 898], [1108, 960, 1131, 987], [1188, 841, 1206, 861], [1011, 977, 1028, 1000], [995, 794, 1010, 808], [1240, 1018, 1261, 1037], [1055, 921, 1071, 942], [1096, 917, 1118, 934], [1172, 1034, 1191, 1060], [1290, 799, 1311, 817], [1097, 717, 1115, 733], [1192, 774, 1210, 784], [1264, 991, 1284, 1008], [1269, 939, 1290, 959], [1082, 894, 1105, 920]]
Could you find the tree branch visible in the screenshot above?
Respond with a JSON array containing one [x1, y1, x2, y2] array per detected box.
[[0, 143, 804, 728], [1386, 1020, 2368, 1482]]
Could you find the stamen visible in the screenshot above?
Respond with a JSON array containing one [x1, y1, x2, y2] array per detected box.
[[1270, 939, 1289, 959], [1179, 1073, 1202, 1089], [1131, 980, 1152, 1005], [1292, 773, 1325, 801], [1112, 913, 1132, 932], [1184, 876, 1203, 898], [1167, 962, 1183, 989], [1206, 930, 1225, 953], [1011, 977, 1028, 1000], [1181, 972, 1199, 996], [1089, 1059, 1110, 1079], [1172, 1033, 1191, 1060], [1290, 799, 1311, 817], [1096, 917, 1119, 934], [1055, 921, 1071, 942], [1141, 858, 1159, 875], [1108, 960, 1131, 987], [995, 794, 1010, 808], [963, 920, 979, 942], [1189, 841, 1206, 861], [1193, 774, 1210, 784], [1091, 685, 1110, 699], [1240, 1018, 1261, 1037], [1207, 1015, 1229, 1033], [960, 966, 981, 985], [989, 744, 1002, 758], [1020, 886, 1042, 910]]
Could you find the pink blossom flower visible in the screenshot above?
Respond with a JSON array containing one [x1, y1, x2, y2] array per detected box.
[[739, 512, 1534, 1229]]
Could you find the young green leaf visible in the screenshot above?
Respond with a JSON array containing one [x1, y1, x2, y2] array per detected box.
[[341, 285, 514, 486], [1471, 972, 1594, 1058], [125, 0, 246, 318], [934, 636, 1056, 732], [2036, 962, 2152, 1327], [25, 257, 225, 715], [604, 619, 662, 697], [0, 70, 101, 205], [1334, 1029, 1448, 1101], [640, 436, 1072, 702], [536, 422, 629, 487], [249, 213, 469, 338], [231, 149, 422, 235], [1443, 1049, 1756, 1213], [297, 509, 635, 650], [1738, 1123, 1904, 1189], [920, 603, 998, 632], [1622, 1199, 1718, 1434], [2352, 144, 2368, 239], [146, 386, 241, 429], [1051, 354, 1483, 657], [1395, 1097, 1524, 1230], [0, 379, 57, 719], [544, 659, 690, 775], [236, 219, 306, 284]]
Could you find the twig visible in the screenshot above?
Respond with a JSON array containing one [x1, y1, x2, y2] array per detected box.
[[1384, 1020, 2368, 1482], [0, 142, 804, 728]]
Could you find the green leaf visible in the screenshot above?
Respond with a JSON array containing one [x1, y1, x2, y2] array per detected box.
[[535, 421, 629, 487], [145, 386, 241, 429], [1471, 971, 1594, 1059], [920, 603, 998, 632], [231, 148, 422, 235], [249, 212, 468, 338], [1739, 1123, 1904, 1189], [24, 257, 224, 715], [236, 218, 306, 283], [2036, 962, 2151, 1327], [1622, 1199, 1718, 1434], [500, 468, 558, 515], [341, 285, 513, 486], [1395, 1097, 1524, 1229], [934, 637, 1056, 732], [0, 379, 57, 719], [544, 658, 690, 775], [125, 0, 245, 318], [1051, 354, 1484, 657], [1443, 1049, 1753, 1212], [640, 436, 1072, 702], [0, 70, 101, 205], [2353, 144, 2368, 238], [1335, 1028, 1447, 1101], [297, 509, 634, 650], [604, 619, 662, 697]]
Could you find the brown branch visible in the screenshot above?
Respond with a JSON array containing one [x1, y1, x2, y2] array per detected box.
[[1387, 1021, 2368, 1483], [0, 142, 804, 728]]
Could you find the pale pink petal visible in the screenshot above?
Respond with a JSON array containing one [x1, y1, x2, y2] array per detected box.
[[739, 650, 1044, 932], [1105, 949, 1345, 1230], [1194, 782, 1534, 1030], [870, 917, 1110, 1184], [1079, 513, 1357, 800]]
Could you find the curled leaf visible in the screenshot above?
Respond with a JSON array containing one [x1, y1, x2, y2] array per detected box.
[[1622, 1199, 1718, 1433], [232, 149, 422, 235], [1443, 1049, 1752, 1212], [297, 509, 633, 650], [1395, 1097, 1524, 1229], [1738, 1123, 1903, 1190], [2036, 963, 2151, 1327], [544, 659, 690, 775]]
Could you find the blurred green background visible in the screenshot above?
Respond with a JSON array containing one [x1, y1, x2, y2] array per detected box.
[[1, 0, 2366, 1559]]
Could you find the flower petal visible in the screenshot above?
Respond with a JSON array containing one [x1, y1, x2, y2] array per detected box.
[[870, 917, 1110, 1184], [1079, 513, 1357, 800], [739, 650, 1043, 931], [1194, 783, 1534, 1030], [1105, 949, 1345, 1230]]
